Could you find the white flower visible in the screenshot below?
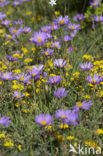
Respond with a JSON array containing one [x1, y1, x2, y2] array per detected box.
[[49, 0, 56, 6]]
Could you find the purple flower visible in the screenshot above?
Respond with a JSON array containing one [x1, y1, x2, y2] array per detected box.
[[0, 0, 9, 6], [66, 47, 73, 53], [1, 20, 10, 27], [7, 56, 18, 62], [29, 65, 43, 78], [52, 41, 61, 49], [48, 75, 62, 85], [94, 15, 103, 23], [0, 72, 14, 81], [86, 74, 103, 85], [79, 62, 93, 70], [0, 114, 11, 127], [41, 25, 51, 32], [54, 87, 68, 99], [13, 20, 23, 25], [30, 31, 48, 46], [65, 111, 79, 125], [90, 0, 100, 8], [0, 12, 6, 20], [55, 109, 71, 121], [15, 73, 32, 84], [35, 114, 53, 126], [22, 27, 32, 34], [73, 14, 85, 22], [41, 49, 54, 56], [57, 16, 70, 25], [68, 24, 80, 31], [50, 23, 59, 31], [11, 90, 24, 99], [9, 27, 23, 36], [12, 1, 21, 6], [63, 35, 72, 42], [53, 59, 67, 68], [73, 100, 93, 111]]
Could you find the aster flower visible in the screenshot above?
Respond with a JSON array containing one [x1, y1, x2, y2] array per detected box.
[[73, 100, 93, 111], [41, 49, 54, 56], [0, 0, 8, 6], [30, 31, 48, 46], [90, 0, 100, 8], [65, 111, 79, 125], [53, 59, 67, 68], [86, 74, 103, 85], [73, 14, 85, 22], [1, 20, 10, 27], [68, 23, 80, 31], [41, 25, 51, 32], [35, 114, 53, 126], [15, 73, 32, 84], [0, 12, 6, 20], [52, 41, 61, 49], [13, 20, 23, 25], [48, 75, 62, 85], [11, 90, 24, 99], [55, 109, 71, 121], [79, 62, 93, 70], [0, 72, 14, 81], [66, 47, 73, 53], [50, 23, 59, 31], [94, 15, 103, 23], [0, 114, 11, 127], [53, 87, 68, 99], [29, 65, 43, 78], [22, 27, 32, 34], [70, 30, 78, 37], [9, 27, 23, 36], [12, 1, 21, 6], [63, 35, 72, 42], [7, 56, 18, 62], [57, 16, 70, 25]]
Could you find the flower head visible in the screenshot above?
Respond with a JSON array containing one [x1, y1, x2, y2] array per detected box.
[[35, 114, 53, 126], [48, 75, 62, 85], [0, 72, 14, 81], [55, 109, 71, 121], [86, 74, 103, 85], [73, 100, 93, 111], [79, 62, 93, 70], [54, 87, 68, 99], [90, 0, 100, 8], [0, 114, 11, 127], [53, 59, 67, 68]]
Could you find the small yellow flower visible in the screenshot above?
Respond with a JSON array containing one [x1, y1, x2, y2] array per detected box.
[[60, 124, 69, 129], [18, 145, 22, 151], [67, 136, 74, 140], [97, 129, 103, 135], [0, 81, 2, 85], [54, 11, 60, 16], [4, 140, 14, 147], [0, 134, 5, 138]]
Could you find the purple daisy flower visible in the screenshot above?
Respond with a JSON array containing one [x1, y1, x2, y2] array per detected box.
[[54, 87, 68, 99], [57, 16, 70, 25], [63, 35, 72, 42], [22, 26, 32, 34], [68, 23, 80, 31], [30, 31, 48, 46], [41, 25, 51, 32], [73, 100, 93, 111], [66, 47, 73, 53], [79, 62, 93, 70], [53, 59, 67, 68], [50, 23, 59, 31], [0, 0, 9, 6], [29, 65, 43, 78], [7, 56, 18, 62], [13, 20, 23, 25], [55, 109, 71, 121], [0, 12, 6, 20], [48, 75, 62, 85], [35, 114, 53, 126], [73, 14, 85, 22], [41, 49, 54, 56], [86, 73, 103, 85], [1, 20, 10, 27], [0, 114, 11, 127], [11, 90, 24, 99], [15, 73, 32, 84], [0, 72, 14, 81], [65, 111, 79, 126], [9, 27, 23, 36], [90, 0, 100, 8], [52, 41, 61, 49], [12, 1, 21, 6], [94, 15, 103, 23]]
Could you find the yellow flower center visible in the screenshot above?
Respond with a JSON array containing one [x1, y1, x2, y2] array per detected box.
[[91, 80, 96, 84], [45, 52, 49, 56], [19, 77, 24, 81], [60, 20, 64, 24], [43, 29, 47, 32], [41, 120, 47, 126], [71, 26, 75, 30], [76, 102, 83, 108], [38, 38, 42, 42], [13, 30, 17, 33], [61, 115, 67, 119], [93, 3, 97, 6]]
